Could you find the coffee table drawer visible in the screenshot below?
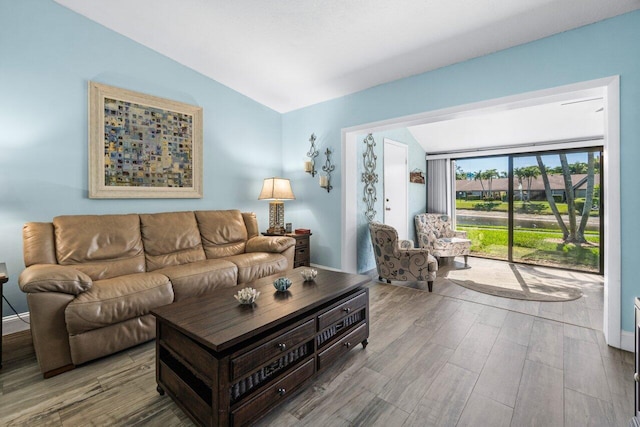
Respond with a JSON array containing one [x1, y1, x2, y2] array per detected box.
[[232, 358, 315, 426], [231, 319, 315, 379], [317, 322, 367, 371], [318, 291, 367, 331]]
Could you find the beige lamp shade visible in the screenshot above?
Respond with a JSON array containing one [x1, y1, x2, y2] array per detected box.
[[258, 177, 295, 234], [258, 177, 295, 200]]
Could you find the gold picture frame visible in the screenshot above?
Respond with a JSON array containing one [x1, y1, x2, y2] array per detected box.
[[88, 81, 203, 198]]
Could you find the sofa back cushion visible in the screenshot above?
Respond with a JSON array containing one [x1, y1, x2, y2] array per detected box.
[[140, 211, 206, 271], [53, 214, 145, 280], [195, 210, 248, 259]]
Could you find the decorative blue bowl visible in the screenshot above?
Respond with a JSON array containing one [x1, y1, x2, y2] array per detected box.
[[273, 277, 292, 292]]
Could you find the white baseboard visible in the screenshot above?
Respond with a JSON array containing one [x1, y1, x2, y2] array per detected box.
[[310, 263, 343, 273], [2, 312, 30, 335], [621, 330, 634, 353]]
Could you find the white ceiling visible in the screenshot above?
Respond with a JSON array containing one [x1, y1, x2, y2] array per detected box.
[[408, 97, 604, 153], [55, 0, 639, 113]]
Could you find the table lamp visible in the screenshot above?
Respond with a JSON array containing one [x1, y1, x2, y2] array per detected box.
[[258, 177, 295, 234]]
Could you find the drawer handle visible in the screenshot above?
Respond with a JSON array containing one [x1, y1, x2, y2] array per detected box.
[[278, 343, 287, 351], [278, 387, 286, 396], [343, 307, 351, 313], [635, 373, 640, 383], [344, 342, 351, 348]]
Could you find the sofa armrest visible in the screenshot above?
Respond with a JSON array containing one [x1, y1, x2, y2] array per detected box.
[[19, 264, 93, 295], [246, 236, 296, 253]]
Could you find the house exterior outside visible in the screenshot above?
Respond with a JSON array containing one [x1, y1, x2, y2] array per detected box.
[[456, 174, 600, 202]]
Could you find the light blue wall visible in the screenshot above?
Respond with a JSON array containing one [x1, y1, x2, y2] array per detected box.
[[282, 11, 640, 332], [0, 1, 282, 315], [3, 2, 640, 335], [356, 130, 426, 274]]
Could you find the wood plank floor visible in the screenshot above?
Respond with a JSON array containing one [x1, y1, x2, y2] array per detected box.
[[0, 258, 633, 426]]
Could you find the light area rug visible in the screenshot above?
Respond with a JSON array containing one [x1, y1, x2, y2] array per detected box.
[[446, 261, 583, 302]]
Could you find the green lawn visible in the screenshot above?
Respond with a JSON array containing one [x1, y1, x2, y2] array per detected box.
[[458, 225, 600, 272], [455, 200, 599, 216]]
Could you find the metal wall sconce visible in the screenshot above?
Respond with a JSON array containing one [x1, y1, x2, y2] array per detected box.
[[304, 133, 318, 177], [320, 148, 335, 193]]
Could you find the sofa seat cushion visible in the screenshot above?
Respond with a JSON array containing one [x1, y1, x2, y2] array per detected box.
[[155, 259, 238, 301], [225, 252, 288, 284], [65, 272, 173, 335]]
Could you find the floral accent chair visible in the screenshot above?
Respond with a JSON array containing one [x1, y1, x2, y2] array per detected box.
[[368, 221, 438, 292], [415, 213, 471, 266]]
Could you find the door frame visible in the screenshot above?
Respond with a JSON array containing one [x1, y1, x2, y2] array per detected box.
[[341, 76, 622, 349], [383, 138, 409, 240]]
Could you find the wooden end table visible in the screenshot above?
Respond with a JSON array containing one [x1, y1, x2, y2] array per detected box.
[[151, 267, 370, 426]]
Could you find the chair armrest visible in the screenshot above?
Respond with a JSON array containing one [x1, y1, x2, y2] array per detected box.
[[397, 248, 438, 272], [453, 230, 468, 239], [246, 236, 296, 253], [398, 239, 414, 249], [19, 264, 93, 295]]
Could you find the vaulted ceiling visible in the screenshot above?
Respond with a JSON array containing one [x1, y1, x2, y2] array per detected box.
[[55, 0, 640, 113]]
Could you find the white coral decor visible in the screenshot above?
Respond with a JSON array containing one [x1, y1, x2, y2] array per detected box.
[[234, 287, 260, 304]]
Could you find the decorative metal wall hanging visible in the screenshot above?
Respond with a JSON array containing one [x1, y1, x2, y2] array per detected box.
[[320, 148, 335, 193], [304, 133, 318, 177], [361, 133, 378, 221]]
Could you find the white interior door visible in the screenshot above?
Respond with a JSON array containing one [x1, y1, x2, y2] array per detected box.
[[383, 139, 409, 240]]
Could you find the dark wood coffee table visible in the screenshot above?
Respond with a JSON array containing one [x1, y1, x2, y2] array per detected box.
[[151, 267, 370, 427]]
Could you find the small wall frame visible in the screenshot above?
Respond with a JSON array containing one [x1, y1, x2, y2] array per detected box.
[[410, 169, 425, 184], [88, 81, 203, 198]]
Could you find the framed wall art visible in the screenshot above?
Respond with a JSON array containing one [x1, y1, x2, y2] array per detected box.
[[88, 81, 203, 198], [410, 168, 425, 184]]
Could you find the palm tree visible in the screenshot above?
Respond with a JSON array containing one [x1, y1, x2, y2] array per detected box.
[[560, 154, 577, 241], [514, 167, 525, 202], [483, 169, 499, 200], [537, 156, 570, 240], [473, 170, 486, 198], [522, 166, 540, 202], [576, 152, 596, 242], [569, 162, 589, 174], [537, 154, 595, 244]]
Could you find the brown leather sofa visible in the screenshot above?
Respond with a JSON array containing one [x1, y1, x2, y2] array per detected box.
[[18, 209, 295, 378]]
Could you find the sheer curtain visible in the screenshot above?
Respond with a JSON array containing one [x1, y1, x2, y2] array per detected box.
[[427, 158, 453, 216]]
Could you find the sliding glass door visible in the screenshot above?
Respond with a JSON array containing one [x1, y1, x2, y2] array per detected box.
[[454, 148, 602, 273], [454, 155, 509, 260]]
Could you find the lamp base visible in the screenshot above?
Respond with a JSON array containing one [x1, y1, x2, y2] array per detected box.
[[266, 225, 286, 235], [267, 201, 286, 235]]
